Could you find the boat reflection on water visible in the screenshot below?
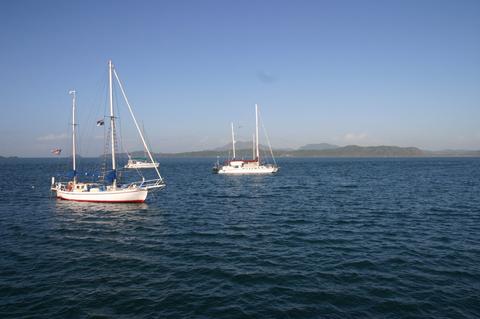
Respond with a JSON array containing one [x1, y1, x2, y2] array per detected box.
[[54, 198, 149, 215], [52, 197, 168, 238]]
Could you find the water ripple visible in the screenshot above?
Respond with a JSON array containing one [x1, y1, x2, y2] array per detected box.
[[1, 158, 480, 318]]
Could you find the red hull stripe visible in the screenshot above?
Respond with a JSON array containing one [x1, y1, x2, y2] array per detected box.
[[58, 196, 144, 203]]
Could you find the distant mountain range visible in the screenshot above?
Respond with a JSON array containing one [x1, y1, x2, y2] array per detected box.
[[297, 143, 339, 151], [3, 143, 480, 159], [213, 141, 263, 151], [283, 145, 424, 157], [148, 142, 480, 158], [213, 141, 294, 152]]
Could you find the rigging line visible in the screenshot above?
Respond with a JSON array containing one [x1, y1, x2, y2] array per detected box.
[[101, 78, 110, 181], [259, 110, 277, 166], [102, 123, 109, 179], [114, 77, 145, 181], [114, 81, 126, 156], [72, 68, 107, 181], [141, 123, 158, 164], [77, 67, 108, 162], [55, 106, 71, 182], [61, 97, 70, 178], [91, 76, 110, 181], [140, 126, 158, 178], [90, 70, 109, 160], [141, 122, 149, 156], [113, 68, 162, 181], [112, 83, 122, 182], [114, 83, 144, 180]]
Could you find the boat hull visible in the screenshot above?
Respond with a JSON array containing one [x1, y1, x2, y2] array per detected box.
[[55, 188, 148, 203], [215, 165, 279, 175], [124, 163, 160, 169]]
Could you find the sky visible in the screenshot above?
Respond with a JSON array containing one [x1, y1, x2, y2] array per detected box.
[[0, 0, 479, 156]]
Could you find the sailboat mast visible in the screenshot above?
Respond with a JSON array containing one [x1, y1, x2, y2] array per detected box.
[[255, 104, 259, 161], [231, 122, 236, 159], [70, 90, 77, 183], [108, 60, 117, 187]]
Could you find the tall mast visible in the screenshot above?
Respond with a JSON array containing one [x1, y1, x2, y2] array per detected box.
[[255, 104, 259, 161], [69, 90, 77, 183], [108, 60, 117, 188], [231, 122, 236, 159]]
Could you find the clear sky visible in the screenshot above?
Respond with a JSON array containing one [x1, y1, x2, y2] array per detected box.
[[0, 0, 479, 156]]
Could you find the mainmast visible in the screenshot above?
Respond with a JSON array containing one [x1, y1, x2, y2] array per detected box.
[[231, 122, 236, 159], [255, 104, 259, 162], [69, 90, 77, 183], [108, 60, 117, 188]]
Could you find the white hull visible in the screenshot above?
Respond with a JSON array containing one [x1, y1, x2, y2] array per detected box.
[[215, 165, 279, 175], [124, 162, 159, 169], [55, 188, 148, 203]]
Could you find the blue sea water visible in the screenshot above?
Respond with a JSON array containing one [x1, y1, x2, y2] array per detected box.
[[0, 157, 479, 318]]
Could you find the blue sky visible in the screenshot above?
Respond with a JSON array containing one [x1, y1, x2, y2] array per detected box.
[[0, 0, 479, 156]]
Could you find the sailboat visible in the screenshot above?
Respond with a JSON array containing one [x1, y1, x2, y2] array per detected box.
[[124, 124, 160, 169], [124, 155, 160, 169], [213, 104, 279, 174], [51, 60, 165, 203]]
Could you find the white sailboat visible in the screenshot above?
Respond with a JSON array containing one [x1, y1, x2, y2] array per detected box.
[[51, 60, 165, 203], [124, 155, 160, 169], [213, 104, 279, 174]]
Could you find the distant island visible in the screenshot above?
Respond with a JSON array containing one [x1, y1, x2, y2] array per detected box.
[[2, 143, 480, 159], [137, 142, 480, 158]]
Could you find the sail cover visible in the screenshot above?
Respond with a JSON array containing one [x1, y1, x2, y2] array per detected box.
[[65, 170, 76, 178], [105, 170, 116, 183]]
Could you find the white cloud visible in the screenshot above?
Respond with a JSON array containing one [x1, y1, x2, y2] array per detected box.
[[343, 132, 368, 142], [36, 133, 69, 141]]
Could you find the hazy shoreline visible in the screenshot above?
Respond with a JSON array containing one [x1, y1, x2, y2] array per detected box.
[[3, 144, 480, 159]]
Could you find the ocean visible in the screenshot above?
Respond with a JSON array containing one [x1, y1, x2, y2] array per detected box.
[[1, 157, 479, 318]]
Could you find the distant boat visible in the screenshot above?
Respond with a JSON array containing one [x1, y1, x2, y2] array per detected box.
[[51, 60, 165, 203], [51, 148, 62, 155], [213, 104, 279, 174], [124, 156, 160, 169]]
